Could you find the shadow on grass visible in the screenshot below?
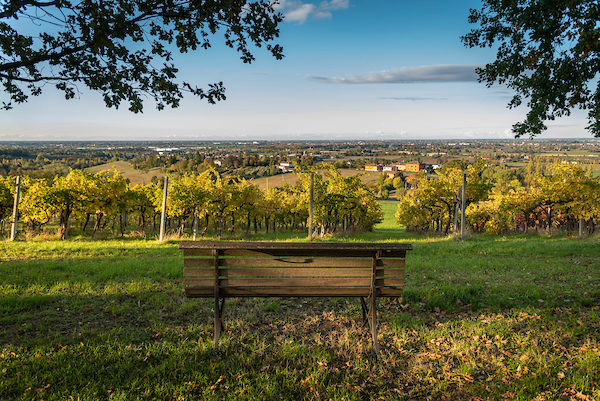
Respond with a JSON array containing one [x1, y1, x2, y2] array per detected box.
[[2, 288, 599, 400]]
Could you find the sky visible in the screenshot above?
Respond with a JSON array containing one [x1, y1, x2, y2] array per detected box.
[[0, 0, 592, 141]]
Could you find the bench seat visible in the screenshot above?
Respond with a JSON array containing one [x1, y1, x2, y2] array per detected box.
[[180, 241, 412, 357]]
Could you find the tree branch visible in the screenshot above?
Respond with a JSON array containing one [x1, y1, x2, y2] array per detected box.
[[0, 43, 86, 73], [0, 72, 77, 82], [0, 0, 61, 19]]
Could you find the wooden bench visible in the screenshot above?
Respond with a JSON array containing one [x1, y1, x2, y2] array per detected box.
[[180, 241, 412, 357]]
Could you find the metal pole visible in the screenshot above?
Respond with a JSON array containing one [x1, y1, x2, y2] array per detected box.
[[10, 176, 21, 241], [308, 173, 314, 240], [461, 173, 466, 239], [159, 176, 168, 241]]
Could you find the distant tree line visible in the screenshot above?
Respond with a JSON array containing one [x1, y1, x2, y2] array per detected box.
[[0, 145, 116, 177]]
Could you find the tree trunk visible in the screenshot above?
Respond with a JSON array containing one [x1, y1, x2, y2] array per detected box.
[[139, 208, 146, 230], [58, 207, 71, 240], [119, 213, 125, 237], [202, 214, 209, 237], [92, 212, 104, 239], [82, 213, 91, 231]]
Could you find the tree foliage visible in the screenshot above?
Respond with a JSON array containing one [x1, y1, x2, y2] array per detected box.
[[466, 161, 599, 234], [297, 164, 382, 235], [462, 0, 600, 138], [0, 175, 15, 225], [19, 177, 56, 230], [0, 0, 283, 111], [395, 159, 492, 234], [396, 157, 600, 235]]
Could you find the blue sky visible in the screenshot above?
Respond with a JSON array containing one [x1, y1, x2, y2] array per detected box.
[[0, 0, 590, 141]]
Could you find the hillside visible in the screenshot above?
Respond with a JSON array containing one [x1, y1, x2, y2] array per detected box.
[[250, 169, 382, 190], [85, 162, 383, 189], [86, 161, 163, 185]]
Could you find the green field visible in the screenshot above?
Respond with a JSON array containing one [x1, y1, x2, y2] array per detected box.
[[250, 170, 382, 191], [1, 231, 599, 400], [86, 161, 163, 185]]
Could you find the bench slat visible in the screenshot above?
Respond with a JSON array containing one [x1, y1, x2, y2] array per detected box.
[[186, 286, 373, 297], [180, 240, 411, 251], [185, 285, 404, 298], [219, 258, 373, 268], [184, 257, 405, 268], [376, 259, 405, 268], [184, 268, 404, 279], [376, 278, 404, 286], [184, 267, 371, 278], [184, 278, 215, 286], [221, 267, 371, 278], [375, 268, 405, 277], [183, 248, 407, 258], [185, 267, 403, 277], [185, 277, 372, 287], [184, 277, 404, 287], [183, 268, 214, 277]]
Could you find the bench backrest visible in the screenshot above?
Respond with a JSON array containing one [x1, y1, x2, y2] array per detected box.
[[180, 241, 412, 298]]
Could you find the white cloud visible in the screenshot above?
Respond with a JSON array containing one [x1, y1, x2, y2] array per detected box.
[[286, 3, 316, 24], [273, 0, 348, 24], [310, 65, 483, 84], [313, 0, 349, 19]]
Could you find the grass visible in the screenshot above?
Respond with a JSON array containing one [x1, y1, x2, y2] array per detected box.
[[374, 200, 402, 232], [1, 234, 599, 400]]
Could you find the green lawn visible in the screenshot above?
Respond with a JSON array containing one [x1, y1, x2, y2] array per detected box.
[[374, 200, 403, 232], [1, 234, 599, 400]]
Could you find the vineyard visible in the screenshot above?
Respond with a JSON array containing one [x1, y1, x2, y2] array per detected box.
[[2, 156, 599, 240], [395, 158, 600, 235], [0, 165, 382, 240]]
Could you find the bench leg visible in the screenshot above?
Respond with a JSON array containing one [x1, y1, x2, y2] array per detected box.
[[369, 294, 380, 358], [360, 297, 381, 358], [360, 297, 369, 326], [214, 297, 225, 357]]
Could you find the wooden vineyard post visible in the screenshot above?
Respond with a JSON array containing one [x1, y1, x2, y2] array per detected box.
[[309, 173, 314, 240], [461, 173, 466, 239], [159, 176, 168, 242], [10, 176, 21, 241]]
